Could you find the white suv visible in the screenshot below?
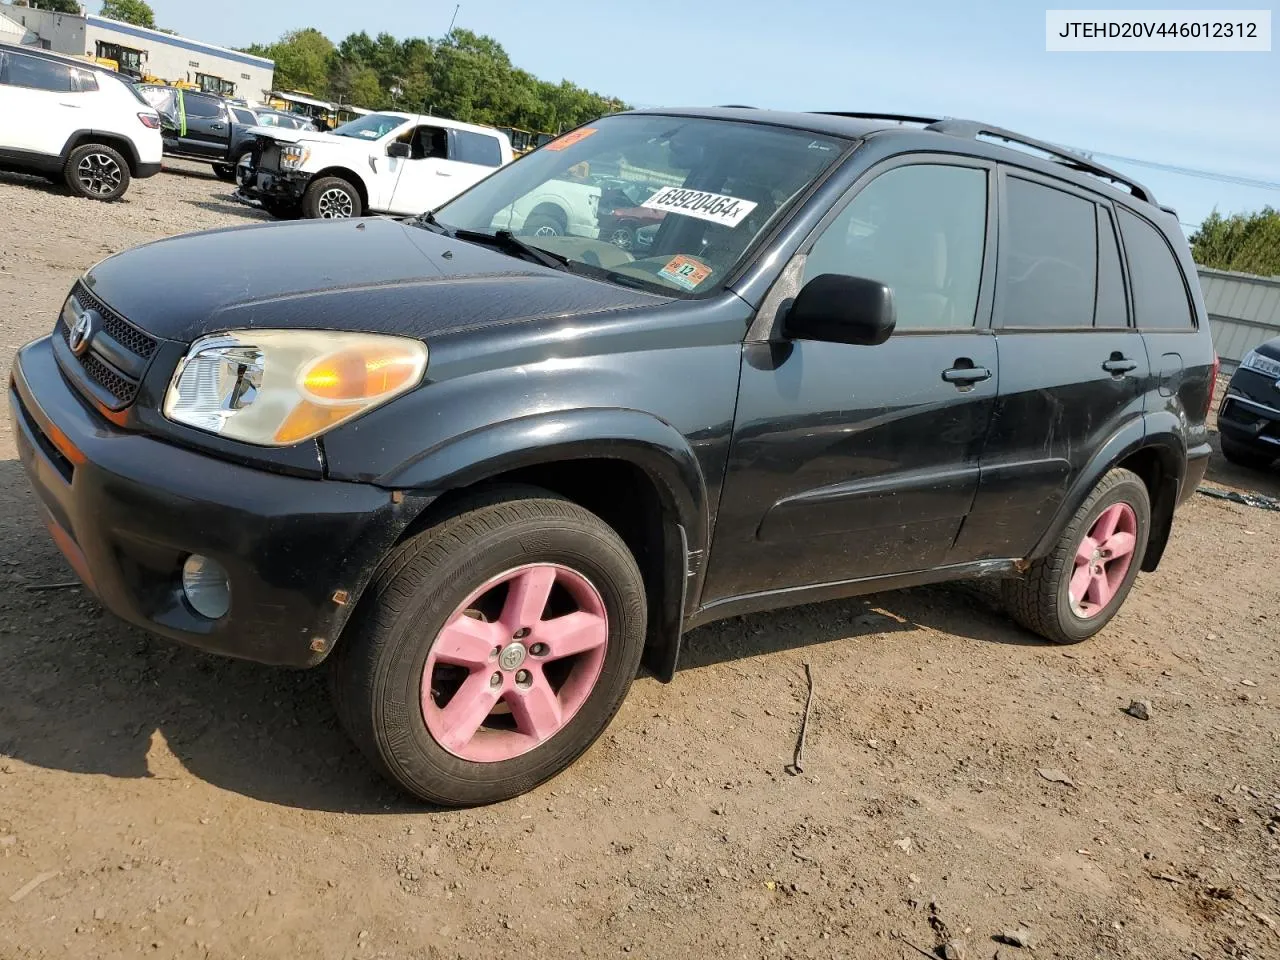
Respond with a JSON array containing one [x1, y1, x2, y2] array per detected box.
[[0, 43, 162, 201], [237, 111, 512, 219]]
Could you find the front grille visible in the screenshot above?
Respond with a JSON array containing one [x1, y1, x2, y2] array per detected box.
[[55, 282, 158, 410], [71, 283, 157, 358], [258, 143, 281, 173]]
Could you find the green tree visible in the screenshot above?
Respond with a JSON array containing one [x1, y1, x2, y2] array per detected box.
[[99, 0, 156, 27], [1191, 208, 1280, 277], [247, 28, 334, 96], [27, 0, 83, 13]]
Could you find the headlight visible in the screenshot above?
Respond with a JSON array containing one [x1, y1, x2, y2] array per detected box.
[[1241, 349, 1280, 379], [163, 330, 427, 446], [279, 144, 310, 170]]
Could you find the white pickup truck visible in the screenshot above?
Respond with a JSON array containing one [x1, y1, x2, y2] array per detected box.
[[237, 111, 512, 219]]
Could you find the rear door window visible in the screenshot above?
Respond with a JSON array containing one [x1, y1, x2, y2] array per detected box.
[[1117, 209, 1196, 330], [454, 130, 503, 167], [1000, 177, 1097, 329], [5, 52, 72, 92]]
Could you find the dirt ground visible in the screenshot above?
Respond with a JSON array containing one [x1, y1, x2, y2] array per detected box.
[[1, 162, 1277, 960]]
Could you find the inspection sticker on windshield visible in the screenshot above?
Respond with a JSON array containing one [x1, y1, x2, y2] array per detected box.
[[545, 128, 597, 151], [641, 187, 758, 227], [658, 255, 712, 291]]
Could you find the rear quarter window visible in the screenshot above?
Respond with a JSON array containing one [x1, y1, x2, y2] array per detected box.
[[453, 130, 503, 167], [1117, 209, 1196, 330]]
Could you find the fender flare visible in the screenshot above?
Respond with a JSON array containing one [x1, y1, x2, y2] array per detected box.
[[381, 407, 710, 681], [1029, 412, 1186, 569], [59, 129, 141, 173]]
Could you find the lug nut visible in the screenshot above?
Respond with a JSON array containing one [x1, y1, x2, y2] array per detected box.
[[490, 672, 502, 687], [515, 669, 531, 685], [513, 627, 531, 639], [529, 642, 548, 656]]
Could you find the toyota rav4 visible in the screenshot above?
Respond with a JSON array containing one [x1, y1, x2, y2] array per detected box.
[[9, 108, 1216, 806]]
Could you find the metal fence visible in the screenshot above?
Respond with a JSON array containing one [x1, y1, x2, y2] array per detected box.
[[1197, 267, 1280, 368]]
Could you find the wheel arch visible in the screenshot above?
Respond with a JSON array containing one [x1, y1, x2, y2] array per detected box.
[[527, 202, 569, 227], [61, 130, 140, 175], [359, 408, 711, 682], [1028, 414, 1186, 572], [309, 166, 369, 208]]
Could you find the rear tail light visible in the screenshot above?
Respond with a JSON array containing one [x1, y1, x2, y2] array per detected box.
[[138, 113, 160, 129], [1206, 351, 1221, 414]]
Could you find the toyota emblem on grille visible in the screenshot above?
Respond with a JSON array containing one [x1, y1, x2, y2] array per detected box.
[[68, 309, 97, 357]]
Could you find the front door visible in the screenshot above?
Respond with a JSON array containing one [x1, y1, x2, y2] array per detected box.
[[953, 171, 1149, 560], [178, 92, 228, 158], [387, 124, 461, 215], [704, 159, 1000, 602]]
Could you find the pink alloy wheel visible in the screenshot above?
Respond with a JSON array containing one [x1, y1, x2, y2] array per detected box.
[[1068, 502, 1138, 619], [421, 563, 609, 763]]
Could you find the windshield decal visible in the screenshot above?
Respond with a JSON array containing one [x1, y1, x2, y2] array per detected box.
[[658, 255, 712, 291], [641, 187, 758, 227], [545, 128, 597, 151]]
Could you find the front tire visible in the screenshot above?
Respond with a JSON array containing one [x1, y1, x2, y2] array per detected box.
[[64, 144, 130, 201], [330, 488, 647, 806], [1001, 467, 1151, 644], [1220, 435, 1274, 470], [211, 163, 236, 182], [303, 176, 362, 219]]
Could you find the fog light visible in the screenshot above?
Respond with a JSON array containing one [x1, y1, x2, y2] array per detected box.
[[182, 554, 230, 619]]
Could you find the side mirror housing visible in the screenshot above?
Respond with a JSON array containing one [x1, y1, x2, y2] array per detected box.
[[387, 141, 411, 159], [783, 273, 896, 346]]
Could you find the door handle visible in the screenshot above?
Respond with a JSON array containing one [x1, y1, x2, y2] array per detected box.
[[210, 122, 224, 130], [942, 364, 992, 385], [435, 170, 453, 176], [1102, 357, 1138, 375], [59, 102, 81, 108]]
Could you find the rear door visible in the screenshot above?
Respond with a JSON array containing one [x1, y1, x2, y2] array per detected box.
[[0, 51, 75, 156], [954, 170, 1149, 560], [704, 158, 1000, 601], [178, 92, 228, 158]]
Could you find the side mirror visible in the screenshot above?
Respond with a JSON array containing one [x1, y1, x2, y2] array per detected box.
[[783, 273, 896, 346], [387, 141, 411, 159]]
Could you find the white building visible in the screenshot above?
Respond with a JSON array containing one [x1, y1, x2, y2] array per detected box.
[[0, 3, 274, 99]]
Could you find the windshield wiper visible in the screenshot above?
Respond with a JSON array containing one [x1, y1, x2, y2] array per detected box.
[[411, 210, 455, 237], [452, 227, 573, 272]]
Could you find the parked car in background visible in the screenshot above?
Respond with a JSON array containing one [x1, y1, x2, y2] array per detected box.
[[489, 174, 602, 238], [10, 108, 1216, 808], [1216, 339, 1280, 469], [236, 111, 512, 219], [595, 179, 665, 250], [136, 84, 267, 182], [0, 43, 161, 201], [251, 109, 317, 132]]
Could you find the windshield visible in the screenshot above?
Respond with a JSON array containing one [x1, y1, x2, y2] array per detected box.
[[331, 113, 407, 140], [432, 114, 847, 297]]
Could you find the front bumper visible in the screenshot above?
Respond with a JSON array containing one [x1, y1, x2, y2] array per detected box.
[[236, 168, 308, 206], [1218, 381, 1280, 452], [9, 336, 423, 668]]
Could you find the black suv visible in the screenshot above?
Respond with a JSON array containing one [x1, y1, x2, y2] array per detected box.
[[8, 109, 1216, 806], [1217, 337, 1280, 469]]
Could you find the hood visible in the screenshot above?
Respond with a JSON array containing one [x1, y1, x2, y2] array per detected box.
[[80, 217, 665, 344], [251, 127, 368, 148], [1252, 337, 1280, 363]]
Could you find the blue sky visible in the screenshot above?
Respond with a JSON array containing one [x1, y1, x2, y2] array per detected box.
[[144, 0, 1278, 229]]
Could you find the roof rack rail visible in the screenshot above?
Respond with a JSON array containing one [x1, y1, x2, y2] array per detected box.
[[812, 111, 941, 126], [923, 118, 1156, 204], [718, 104, 759, 109]]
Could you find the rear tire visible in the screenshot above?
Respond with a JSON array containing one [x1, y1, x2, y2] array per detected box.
[[330, 487, 647, 806], [302, 175, 361, 219], [1001, 468, 1150, 645], [521, 210, 566, 238], [1220, 435, 1274, 470], [64, 144, 130, 201]]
